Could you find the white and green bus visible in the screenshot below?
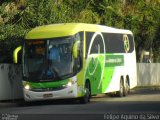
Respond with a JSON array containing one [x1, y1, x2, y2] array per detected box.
[[13, 23, 137, 103]]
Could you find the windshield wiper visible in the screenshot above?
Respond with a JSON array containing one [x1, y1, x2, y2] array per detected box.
[[59, 73, 75, 80], [43, 67, 61, 80], [52, 69, 61, 80]]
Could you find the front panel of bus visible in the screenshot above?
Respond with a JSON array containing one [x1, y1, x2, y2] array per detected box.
[[22, 33, 83, 101]]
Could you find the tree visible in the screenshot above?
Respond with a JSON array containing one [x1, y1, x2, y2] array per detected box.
[[0, 0, 160, 63], [121, 0, 160, 62]]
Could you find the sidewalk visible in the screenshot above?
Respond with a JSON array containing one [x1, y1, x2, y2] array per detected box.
[[132, 86, 160, 94], [0, 99, 23, 108]]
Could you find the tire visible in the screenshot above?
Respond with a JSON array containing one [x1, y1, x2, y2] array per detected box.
[[123, 76, 130, 96], [116, 78, 124, 97], [123, 82, 127, 96], [80, 81, 91, 104], [126, 79, 130, 94]]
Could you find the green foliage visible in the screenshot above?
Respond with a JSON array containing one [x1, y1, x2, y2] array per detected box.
[[0, 0, 160, 63]]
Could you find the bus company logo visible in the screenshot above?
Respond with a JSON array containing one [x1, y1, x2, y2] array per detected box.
[[123, 34, 130, 53]]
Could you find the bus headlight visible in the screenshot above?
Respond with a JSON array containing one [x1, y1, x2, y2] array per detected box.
[[63, 77, 77, 87], [24, 84, 30, 90], [67, 81, 72, 87], [64, 81, 75, 87]]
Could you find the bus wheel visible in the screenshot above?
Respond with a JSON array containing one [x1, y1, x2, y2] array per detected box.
[[116, 78, 124, 97], [80, 81, 90, 104], [125, 79, 130, 94], [123, 76, 130, 96]]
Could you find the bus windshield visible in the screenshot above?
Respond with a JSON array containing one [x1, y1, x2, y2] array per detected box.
[[23, 37, 76, 82]]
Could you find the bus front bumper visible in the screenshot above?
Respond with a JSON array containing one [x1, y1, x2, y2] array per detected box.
[[23, 84, 78, 101]]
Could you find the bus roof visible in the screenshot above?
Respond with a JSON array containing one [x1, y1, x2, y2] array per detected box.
[[25, 23, 133, 39]]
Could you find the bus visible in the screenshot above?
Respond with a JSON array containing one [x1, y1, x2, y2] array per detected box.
[[13, 23, 137, 103]]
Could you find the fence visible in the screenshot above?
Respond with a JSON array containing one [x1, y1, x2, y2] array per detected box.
[[137, 63, 160, 86], [0, 63, 160, 100], [0, 64, 23, 100]]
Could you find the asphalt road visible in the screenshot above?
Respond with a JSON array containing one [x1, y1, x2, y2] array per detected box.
[[0, 88, 160, 120]]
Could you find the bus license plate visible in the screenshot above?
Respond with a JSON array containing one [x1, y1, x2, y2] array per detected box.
[[43, 93, 53, 98]]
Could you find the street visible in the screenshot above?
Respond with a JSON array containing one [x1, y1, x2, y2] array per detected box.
[[0, 88, 160, 120]]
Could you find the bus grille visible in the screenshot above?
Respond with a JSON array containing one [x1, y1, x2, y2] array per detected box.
[[30, 86, 67, 92]]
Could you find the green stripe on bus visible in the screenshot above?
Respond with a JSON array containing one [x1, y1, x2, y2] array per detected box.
[[27, 79, 69, 89]]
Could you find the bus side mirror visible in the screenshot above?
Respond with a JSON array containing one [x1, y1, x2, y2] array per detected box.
[[73, 41, 80, 59], [13, 46, 22, 63]]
